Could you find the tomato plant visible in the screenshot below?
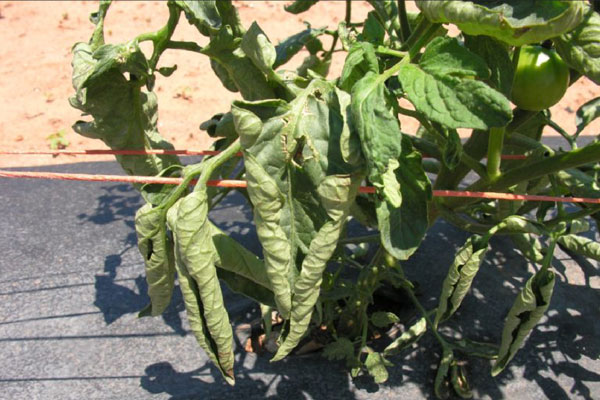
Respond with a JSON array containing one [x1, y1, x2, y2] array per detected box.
[[511, 45, 570, 111], [69, 0, 600, 397]]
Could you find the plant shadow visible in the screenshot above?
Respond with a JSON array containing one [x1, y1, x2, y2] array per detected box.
[[79, 179, 599, 399], [135, 212, 600, 399]]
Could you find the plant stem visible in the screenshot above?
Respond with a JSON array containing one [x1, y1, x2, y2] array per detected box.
[[166, 40, 203, 53], [380, 21, 440, 82], [147, 3, 182, 70], [443, 141, 600, 210], [545, 117, 575, 149], [375, 46, 407, 58], [195, 140, 242, 191], [397, 0, 411, 43], [539, 238, 557, 275], [399, 278, 448, 347], [345, 0, 352, 25], [487, 127, 505, 180]]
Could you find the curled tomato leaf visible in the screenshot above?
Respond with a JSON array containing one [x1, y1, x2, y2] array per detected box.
[[135, 204, 175, 317], [168, 192, 235, 385], [492, 269, 556, 376]]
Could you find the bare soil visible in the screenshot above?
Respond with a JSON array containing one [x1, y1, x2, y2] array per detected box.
[[1, 1, 598, 168]]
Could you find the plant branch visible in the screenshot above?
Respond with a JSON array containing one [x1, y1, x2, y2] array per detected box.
[[166, 40, 203, 53], [195, 140, 242, 191], [444, 142, 600, 209]]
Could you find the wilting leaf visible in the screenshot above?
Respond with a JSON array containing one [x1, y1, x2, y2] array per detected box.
[[492, 269, 555, 376], [417, 0, 585, 46], [384, 316, 427, 356], [434, 347, 454, 399], [450, 362, 473, 399], [557, 234, 600, 262], [135, 204, 175, 317], [169, 192, 235, 384], [273, 174, 362, 361], [435, 235, 489, 326]]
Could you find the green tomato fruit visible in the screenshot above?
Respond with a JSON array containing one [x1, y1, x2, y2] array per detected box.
[[511, 45, 570, 112]]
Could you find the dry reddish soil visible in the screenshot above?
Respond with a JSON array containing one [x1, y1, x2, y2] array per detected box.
[[0, 1, 598, 168]]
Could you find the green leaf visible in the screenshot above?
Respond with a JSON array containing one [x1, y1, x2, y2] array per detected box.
[[242, 22, 276, 74], [418, 37, 490, 79], [397, 38, 512, 130], [365, 0, 401, 42], [569, 219, 590, 235], [174, 0, 221, 36], [365, 352, 392, 384], [274, 27, 326, 69], [135, 204, 175, 317], [169, 191, 235, 384], [352, 71, 430, 259], [399, 64, 512, 130], [376, 136, 431, 261], [200, 112, 238, 139], [211, 230, 275, 308], [82, 42, 150, 87], [557, 234, 600, 262], [322, 337, 355, 364], [361, 11, 386, 45], [502, 215, 546, 236], [510, 233, 545, 264], [371, 311, 400, 328], [351, 72, 402, 195], [69, 42, 180, 183], [231, 104, 263, 149], [463, 35, 514, 97], [492, 269, 556, 376], [434, 347, 454, 399], [554, 6, 600, 85], [273, 174, 362, 361], [435, 235, 489, 326], [202, 26, 275, 101], [238, 81, 361, 338], [140, 165, 182, 206], [417, 0, 586, 46], [284, 0, 318, 14], [210, 59, 239, 93], [380, 159, 402, 208], [339, 42, 379, 93], [575, 97, 600, 135]]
